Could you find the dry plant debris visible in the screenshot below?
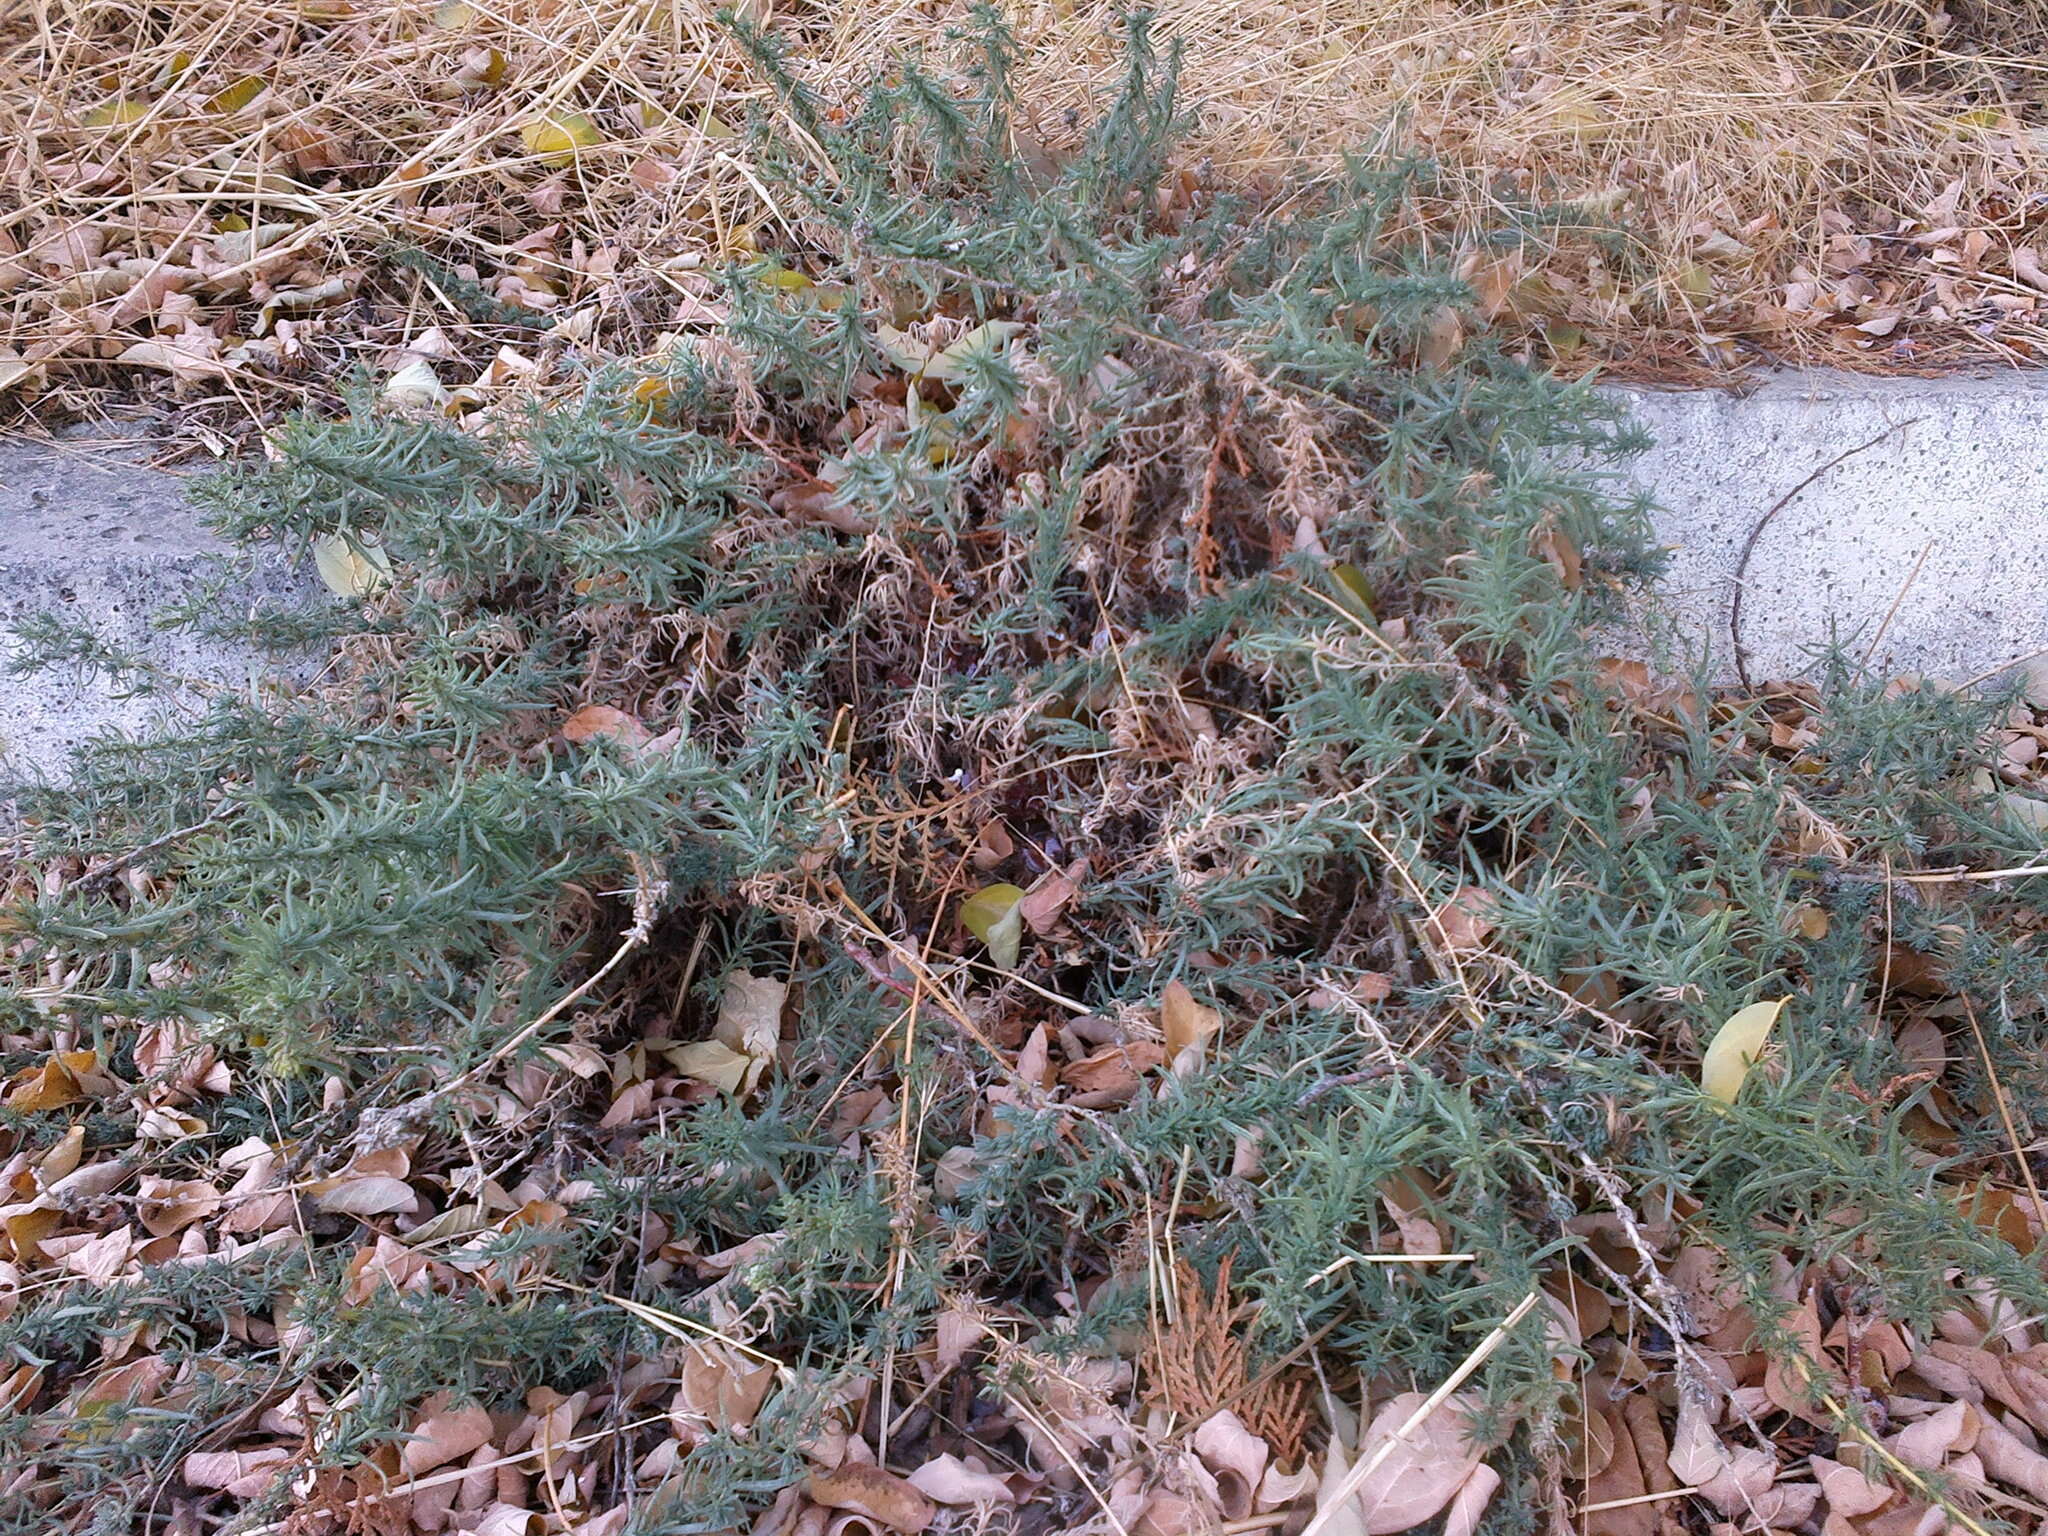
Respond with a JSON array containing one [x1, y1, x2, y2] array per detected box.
[[8, 18, 2048, 1536], [1, 0, 2046, 435]]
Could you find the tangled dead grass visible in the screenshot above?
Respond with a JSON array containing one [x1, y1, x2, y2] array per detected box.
[[0, 0, 2044, 432]]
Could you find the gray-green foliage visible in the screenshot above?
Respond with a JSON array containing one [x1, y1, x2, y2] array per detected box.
[[6, 12, 2048, 1533]]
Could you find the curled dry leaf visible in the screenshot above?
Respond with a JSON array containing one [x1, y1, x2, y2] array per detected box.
[[137, 1178, 221, 1238], [402, 1399, 496, 1476], [807, 1463, 936, 1533], [1336, 1392, 1487, 1535], [1810, 1455, 1892, 1518], [674, 971, 786, 1096], [771, 475, 872, 535], [1440, 1464, 1500, 1536], [907, 1453, 1015, 1506], [671, 1339, 776, 1441], [1193, 1409, 1269, 1520], [1424, 887, 1495, 953], [1162, 980, 1225, 1069], [1016, 859, 1086, 934], [184, 1446, 294, 1497], [1059, 1041, 1166, 1103], [312, 1174, 419, 1217]]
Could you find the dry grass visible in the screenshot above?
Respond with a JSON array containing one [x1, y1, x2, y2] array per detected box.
[[0, 0, 2044, 429]]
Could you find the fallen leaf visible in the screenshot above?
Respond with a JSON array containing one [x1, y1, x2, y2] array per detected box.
[[669, 1040, 756, 1096], [1440, 1464, 1499, 1536], [1162, 979, 1224, 1071], [117, 336, 235, 382], [808, 1463, 936, 1533], [313, 533, 394, 598], [1424, 888, 1495, 952], [1810, 1454, 1892, 1517], [382, 356, 448, 410], [1884, 1398, 1972, 1471], [1419, 305, 1464, 369], [1060, 1041, 1165, 1102], [961, 884, 1026, 970], [1313, 1431, 1370, 1536], [403, 1399, 495, 1476], [1194, 1410, 1269, 1521], [1762, 1290, 1846, 1423], [184, 1446, 294, 1497], [1016, 861, 1084, 935], [907, 1453, 1014, 1506], [1700, 996, 1788, 1104], [1973, 1412, 2048, 1502], [875, 320, 1024, 384], [716, 971, 786, 1059], [561, 704, 653, 750], [137, 1178, 221, 1238], [5, 1052, 93, 1112], [1348, 1392, 1486, 1534], [520, 112, 602, 167], [771, 475, 871, 535]]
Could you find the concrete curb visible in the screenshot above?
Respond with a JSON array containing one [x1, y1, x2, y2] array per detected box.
[[1610, 370, 2048, 686], [0, 432, 316, 784]]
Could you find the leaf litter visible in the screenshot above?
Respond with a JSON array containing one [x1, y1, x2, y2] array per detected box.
[[7, 16, 2048, 1536]]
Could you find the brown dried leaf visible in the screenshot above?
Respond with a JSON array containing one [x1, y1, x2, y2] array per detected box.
[[402, 1399, 496, 1476], [562, 704, 653, 750], [1016, 860, 1086, 935], [715, 970, 787, 1061], [313, 1175, 419, 1217], [184, 1446, 294, 1497], [1761, 1290, 1846, 1423], [1810, 1455, 1893, 1518], [771, 475, 871, 535], [1884, 1399, 1972, 1471], [1424, 887, 1495, 952], [1194, 1409, 1269, 1521], [1973, 1412, 2048, 1503], [671, 1340, 776, 1440], [1347, 1392, 1485, 1534], [1419, 305, 1464, 369], [137, 1178, 222, 1238], [1440, 1464, 1500, 1536], [1060, 1041, 1165, 1103], [907, 1454, 1014, 1506], [1162, 979, 1224, 1069], [808, 1463, 936, 1533]]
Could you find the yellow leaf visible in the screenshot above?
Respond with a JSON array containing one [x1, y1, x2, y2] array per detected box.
[[1545, 323, 1586, 359], [875, 321, 1023, 384], [960, 884, 1025, 970], [670, 1040, 757, 1095], [753, 262, 814, 293], [312, 533, 394, 598], [1701, 997, 1788, 1104], [520, 112, 602, 167], [382, 356, 448, 410], [82, 98, 149, 128], [206, 75, 266, 115], [1328, 563, 1377, 623]]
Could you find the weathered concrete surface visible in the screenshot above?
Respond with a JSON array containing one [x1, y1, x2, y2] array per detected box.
[[1609, 371, 2048, 686], [5, 372, 2048, 783], [0, 431, 315, 783]]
